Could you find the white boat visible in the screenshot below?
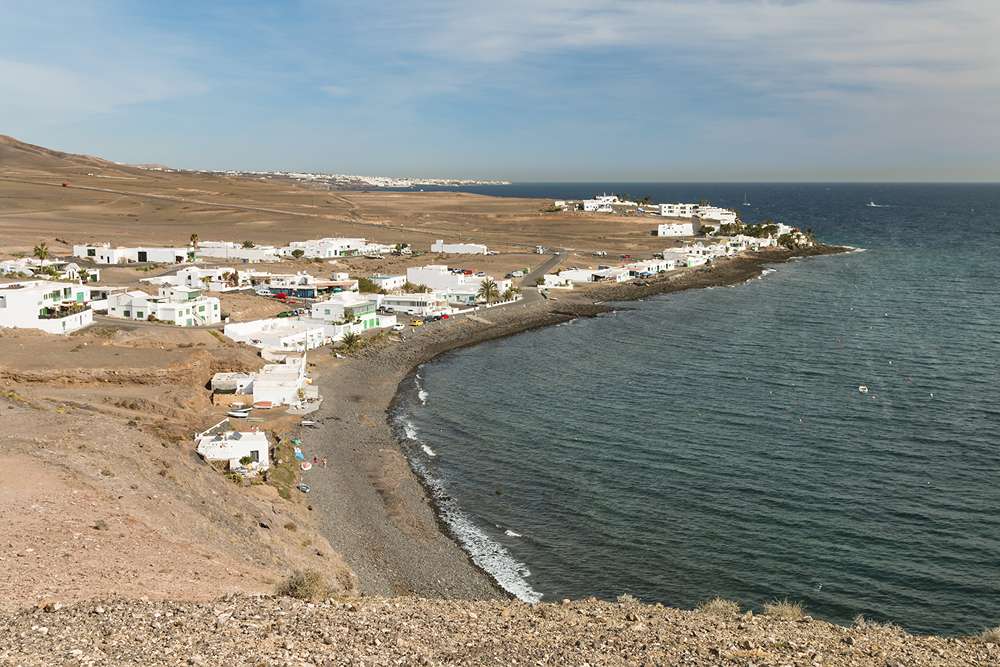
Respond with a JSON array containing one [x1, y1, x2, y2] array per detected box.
[[742, 192, 751, 206], [228, 408, 252, 418], [867, 201, 880, 208]]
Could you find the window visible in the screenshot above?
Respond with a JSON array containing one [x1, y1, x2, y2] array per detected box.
[[87, 248, 96, 257]]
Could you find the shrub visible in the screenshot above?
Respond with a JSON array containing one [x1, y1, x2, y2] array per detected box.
[[763, 599, 805, 620], [356, 276, 385, 294], [697, 597, 741, 617], [283, 521, 297, 531], [981, 626, 1000, 643], [276, 569, 331, 601]]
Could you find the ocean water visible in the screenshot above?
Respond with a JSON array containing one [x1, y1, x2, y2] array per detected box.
[[393, 184, 1000, 635]]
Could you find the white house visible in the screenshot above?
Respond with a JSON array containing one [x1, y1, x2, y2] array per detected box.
[[253, 355, 309, 407], [582, 199, 613, 213], [282, 237, 367, 259], [369, 274, 406, 292], [542, 273, 574, 289], [405, 265, 511, 304], [656, 222, 695, 237], [73, 243, 193, 265], [551, 268, 599, 285], [694, 206, 739, 227], [431, 240, 489, 255], [143, 266, 246, 293], [592, 267, 631, 283], [377, 292, 451, 317], [107, 286, 221, 326], [0, 258, 102, 283], [310, 292, 381, 331], [0, 280, 93, 334], [224, 318, 327, 352], [194, 241, 282, 264], [659, 203, 698, 218], [210, 372, 255, 396], [195, 421, 270, 474]]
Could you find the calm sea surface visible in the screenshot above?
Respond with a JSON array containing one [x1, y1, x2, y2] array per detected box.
[[393, 184, 1000, 635]]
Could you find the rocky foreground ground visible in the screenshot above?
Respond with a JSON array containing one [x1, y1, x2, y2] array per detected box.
[[3, 595, 996, 666]]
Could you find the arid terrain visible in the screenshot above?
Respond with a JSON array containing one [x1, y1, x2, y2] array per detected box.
[[2, 136, 992, 664]]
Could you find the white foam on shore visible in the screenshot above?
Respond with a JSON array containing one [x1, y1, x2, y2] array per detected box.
[[421, 444, 437, 457], [505, 529, 522, 538], [418, 389, 429, 405], [402, 419, 419, 441], [406, 452, 543, 603]]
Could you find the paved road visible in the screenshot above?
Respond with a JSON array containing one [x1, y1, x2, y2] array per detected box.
[[519, 252, 565, 301], [93, 314, 224, 331]]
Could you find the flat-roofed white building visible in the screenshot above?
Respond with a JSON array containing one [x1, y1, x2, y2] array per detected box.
[[107, 286, 221, 326], [253, 355, 308, 406], [659, 203, 698, 218], [224, 318, 326, 352], [377, 292, 451, 317], [283, 237, 366, 259], [310, 292, 381, 331], [656, 222, 695, 237], [0, 280, 93, 334], [195, 421, 270, 474], [694, 206, 739, 227], [370, 274, 406, 292], [73, 243, 193, 265], [195, 241, 282, 264], [431, 240, 488, 255]]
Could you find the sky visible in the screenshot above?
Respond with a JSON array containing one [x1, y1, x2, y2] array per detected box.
[[1, 0, 998, 181]]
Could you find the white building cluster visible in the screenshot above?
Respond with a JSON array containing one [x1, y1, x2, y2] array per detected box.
[[107, 285, 221, 326]]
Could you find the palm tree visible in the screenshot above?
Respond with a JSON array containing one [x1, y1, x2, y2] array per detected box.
[[33, 242, 50, 261], [501, 286, 521, 302], [189, 233, 199, 250], [339, 331, 361, 351], [241, 240, 255, 248], [477, 279, 500, 304]]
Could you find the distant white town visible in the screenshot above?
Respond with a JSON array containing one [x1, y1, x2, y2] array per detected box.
[[136, 165, 510, 189]]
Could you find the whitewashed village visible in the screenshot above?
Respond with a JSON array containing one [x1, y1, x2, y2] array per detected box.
[[1, 195, 814, 487]]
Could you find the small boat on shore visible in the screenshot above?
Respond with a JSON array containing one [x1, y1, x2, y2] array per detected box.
[[301, 419, 319, 427], [252, 401, 273, 410], [227, 408, 251, 418]]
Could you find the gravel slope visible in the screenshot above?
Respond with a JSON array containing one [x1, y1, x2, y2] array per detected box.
[[4, 595, 996, 666]]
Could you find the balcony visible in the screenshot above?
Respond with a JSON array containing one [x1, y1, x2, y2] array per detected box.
[[38, 303, 90, 320]]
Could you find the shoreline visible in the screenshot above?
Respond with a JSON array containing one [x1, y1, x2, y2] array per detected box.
[[306, 244, 852, 601]]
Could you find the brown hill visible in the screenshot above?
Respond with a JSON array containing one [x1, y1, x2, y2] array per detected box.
[[0, 134, 140, 178]]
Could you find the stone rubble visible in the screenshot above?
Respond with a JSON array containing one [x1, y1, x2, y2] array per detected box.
[[2, 595, 996, 666]]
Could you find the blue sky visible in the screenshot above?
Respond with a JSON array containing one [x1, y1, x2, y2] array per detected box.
[[2, 1, 997, 181]]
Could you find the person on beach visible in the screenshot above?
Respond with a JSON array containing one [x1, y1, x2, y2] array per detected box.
[[312, 455, 319, 465], [322, 458, 327, 468]]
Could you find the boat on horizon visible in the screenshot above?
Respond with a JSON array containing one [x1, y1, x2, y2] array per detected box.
[[867, 200, 884, 208]]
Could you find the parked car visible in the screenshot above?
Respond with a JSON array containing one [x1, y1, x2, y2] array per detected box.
[[276, 311, 295, 318], [392, 323, 406, 331], [410, 319, 424, 327]]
